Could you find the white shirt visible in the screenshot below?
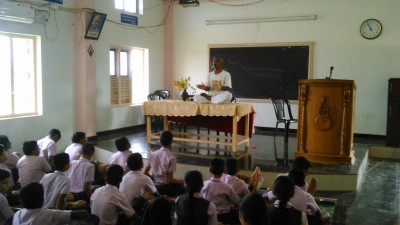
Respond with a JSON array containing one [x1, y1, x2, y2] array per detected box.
[[221, 174, 250, 197], [3, 152, 19, 170], [120, 170, 157, 203], [201, 177, 240, 215], [65, 143, 82, 161], [37, 136, 57, 161], [0, 194, 13, 225], [109, 150, 132, 173], [40, 171, 71, 209], [17, 155, 52, 187], [12, 208, 71, 225], [206, 70, 232, 97], [91, 184, 135, 225], [66, 158, 95, 193], [175, 193, 218, 225], [147, 147, 177, 185]]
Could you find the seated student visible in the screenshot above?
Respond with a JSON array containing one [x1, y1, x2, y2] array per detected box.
[[140, 197, 173, 225], [17, 141, 52, 187], [0, 169, 14, 225], [66, 143, 95, 202], [120, 153, 159, 214], [12, 182, 92, 225], [175, 170, 218, 225], [40, 153, 86, 209], [37, 129, 61, 164], [267, 176, 308, 225], [65, 132, 87, 161], [0, 135, 20, 183], [292, 157, 318, 196], [110, 137, 132, 173], [201, 158, 240, 224], [239, 194, 268, 225], [91, 164, 136, 225], [223, 158, 260, 198], [0, 144, 14, 187], [144, 131, 185, 197]]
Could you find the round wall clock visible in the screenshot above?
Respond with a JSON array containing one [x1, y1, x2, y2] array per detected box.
[[360, 18, 382, 39]]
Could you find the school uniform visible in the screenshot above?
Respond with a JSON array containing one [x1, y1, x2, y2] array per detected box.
[[3, 152, 19, 170], [269, 201, 308, 225], [37, 136, 57, 161], [175, 192, 218, 225], [66, 157, 94, 200], [91, 184, 135, 225], [17, 155, 52, 187], [221, 174, 250, 197], [201, 177, 240, 224], [119, 170, 157, 203], [40, 171, 71, 209], [0, 194, 13, 225], [65, 143, 83, 161], [109, 150, 132, 173], [12, 208, 71, 225]]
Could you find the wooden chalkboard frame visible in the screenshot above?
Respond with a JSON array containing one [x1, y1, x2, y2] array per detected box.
[[209, 42, 314, 102]]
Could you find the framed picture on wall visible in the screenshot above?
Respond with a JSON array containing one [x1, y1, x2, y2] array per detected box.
[[84, 12, 107, 40]]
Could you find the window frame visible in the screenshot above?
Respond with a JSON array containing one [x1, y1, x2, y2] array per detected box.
[[115, 0, 144, 15]]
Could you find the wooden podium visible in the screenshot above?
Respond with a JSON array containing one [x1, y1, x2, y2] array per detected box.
[[295, 79, 356, 164]]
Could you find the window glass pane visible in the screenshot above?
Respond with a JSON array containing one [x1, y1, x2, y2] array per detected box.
[[120, 51, 128, 76], [124, 0, 136, 13], [109, 50, 116, 75], [12, 37, 35, 114], [138, 0, 143, 15], [115, 0, 123, 9], [0, 35, 12, 116]]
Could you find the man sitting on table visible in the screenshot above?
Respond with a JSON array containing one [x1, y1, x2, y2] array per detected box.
[[194, 55, 233, 104]]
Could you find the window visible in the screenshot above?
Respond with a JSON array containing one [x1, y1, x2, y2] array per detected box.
[[115, 0, 143, 15], [0, 32, 40, 119], [110, 46, 148, 105]]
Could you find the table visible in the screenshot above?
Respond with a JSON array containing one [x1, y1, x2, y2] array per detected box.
[[143, 100, 255, 166]]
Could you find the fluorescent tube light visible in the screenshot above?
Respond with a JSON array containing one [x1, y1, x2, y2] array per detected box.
[[205, 15, 317, 25]]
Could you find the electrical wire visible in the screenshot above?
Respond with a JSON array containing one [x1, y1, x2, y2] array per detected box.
[[208, 0, 264, 7], [44, 8, 59, 41]]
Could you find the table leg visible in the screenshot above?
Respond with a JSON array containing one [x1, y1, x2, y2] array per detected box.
[[146, 116, 152, 144]]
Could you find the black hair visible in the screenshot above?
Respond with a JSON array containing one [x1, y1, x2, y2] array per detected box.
[[288, 169, 306, 187], [184, 170, 204, 224], [23, 140, 37, 155], [71, 132, 86, 143], [141, 197, 173, 225], [115, 137, 130, 151], [53, 153, 70, 171], [0, 135, 10, 147], [272, 176, 295, 225], [49, 129, 61, 138], [0, 168, 11, 182], [106, 164, 124, 186], [127, 153, 143, 171], [239, 194, 268, 225], [213, 55, 224, 64], [160, 130, 173, 147], [0, 144, 4, 155], [226, 158, 238, 175], [82, 143, 95, 156], [210, 158, 224, 176], [19, 182, 44, 209], [292, 156, 311, 171]]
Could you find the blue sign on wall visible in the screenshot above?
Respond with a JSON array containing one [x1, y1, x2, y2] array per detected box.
[[121, 14, 138, 26], [44, 0, 63, 4]]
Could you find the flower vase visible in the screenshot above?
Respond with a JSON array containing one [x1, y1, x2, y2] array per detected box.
[[181, 89, 189, 101]]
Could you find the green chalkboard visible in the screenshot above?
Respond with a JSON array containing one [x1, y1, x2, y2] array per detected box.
[[209, 43, 313, 100]]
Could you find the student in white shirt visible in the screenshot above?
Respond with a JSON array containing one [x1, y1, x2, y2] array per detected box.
[[37, 129, 61, 164], [0, 169, 14, 225], [0, 135, 20, 183], [91, 164, 136, 225], [17, 141, 52, 187], [65, 132, 87, 161], [110, 137, 132, 173]]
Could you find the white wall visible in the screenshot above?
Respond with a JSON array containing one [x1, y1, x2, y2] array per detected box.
[[170, 0, 400, 135]]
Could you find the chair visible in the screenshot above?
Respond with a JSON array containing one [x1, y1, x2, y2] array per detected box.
[[271, 99, 297, 143], [152, 90, 170, 99], [147, 93, 166, 133]]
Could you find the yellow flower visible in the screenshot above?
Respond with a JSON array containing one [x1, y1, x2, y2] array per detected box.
[[173, 76, 196, 92]]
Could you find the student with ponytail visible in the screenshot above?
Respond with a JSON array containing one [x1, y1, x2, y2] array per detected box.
[[175, 170, 218, 225], [267, 176, 308, 225]]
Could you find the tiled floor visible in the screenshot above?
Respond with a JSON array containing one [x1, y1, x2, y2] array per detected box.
[[95, 127, 399, 225]]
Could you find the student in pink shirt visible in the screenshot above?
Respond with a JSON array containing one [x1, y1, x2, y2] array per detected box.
[[144, 131, 184, 197], [110, 137, 132, 173], [201, 158, 240, 224]]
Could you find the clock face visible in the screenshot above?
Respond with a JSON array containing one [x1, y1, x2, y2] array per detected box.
[[360, 19, 382, 39]]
